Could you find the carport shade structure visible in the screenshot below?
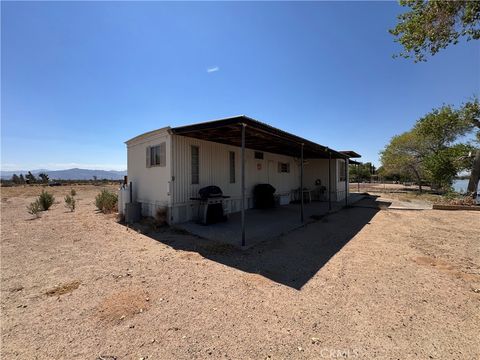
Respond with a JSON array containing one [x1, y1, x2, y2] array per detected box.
[[171, 115, 351, 247]]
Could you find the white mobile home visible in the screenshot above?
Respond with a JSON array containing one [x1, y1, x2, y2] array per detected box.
[[124, 116, 359, 226]]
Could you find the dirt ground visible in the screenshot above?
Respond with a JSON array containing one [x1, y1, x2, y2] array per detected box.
[[1, 185, 479, 359]]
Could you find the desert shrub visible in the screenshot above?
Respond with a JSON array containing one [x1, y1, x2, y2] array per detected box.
[[38, 190, 55, 210], [27, 200, 42, 218], [70, 188, 76, 197], [64, 194, 76, 212], [155, 207, 168, 226], [95, 189, 118, 213]]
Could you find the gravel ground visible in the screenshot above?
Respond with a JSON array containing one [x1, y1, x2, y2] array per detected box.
[[1, 185, 479, 359]]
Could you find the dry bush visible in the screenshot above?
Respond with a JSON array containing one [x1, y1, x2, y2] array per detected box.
[[27, 200, 42, 218], [155, 207, 168, 226], [64, 194, 76, 212]]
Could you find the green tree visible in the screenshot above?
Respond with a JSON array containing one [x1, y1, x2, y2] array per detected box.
[[381, 101, 479, 192], [461, 100, 480, 193], [18, 174, 25, 184], [349, 162, 375, 182], [380, 131, 426, 190], [38, 173, 49, 184], [390, 0, 480, 62], [25, 171, 36, 184], [11, 174, 20, 184], [414, 101, 479, 191]]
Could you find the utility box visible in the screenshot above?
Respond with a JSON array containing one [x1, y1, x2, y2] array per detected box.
[[125, 202, 142, 224]]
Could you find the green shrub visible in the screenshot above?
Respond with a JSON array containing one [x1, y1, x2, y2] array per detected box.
[[95, 189, 118, 214], [70, 188, 77, 197], [38, 190, 55, 211], [27, 200, 42, 218], [64, 194, 76, 212]]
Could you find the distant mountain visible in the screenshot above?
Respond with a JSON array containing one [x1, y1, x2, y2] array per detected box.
[[0, 168, 127, 180]]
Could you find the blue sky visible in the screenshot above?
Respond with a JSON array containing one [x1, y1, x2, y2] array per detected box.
[[1, 1, 479, 171]]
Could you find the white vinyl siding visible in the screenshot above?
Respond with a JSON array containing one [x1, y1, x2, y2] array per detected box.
[[229, 151, 236, 183], [127, 129, 172, 218], [339, 160, 346, 181], [191, 145, 199, 184]]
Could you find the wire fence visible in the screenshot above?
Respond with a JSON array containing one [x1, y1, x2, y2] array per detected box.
[[350, 180, 427, 194]]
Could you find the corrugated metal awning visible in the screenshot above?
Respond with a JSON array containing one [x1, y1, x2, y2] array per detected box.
[[171, 115, 351, 159]]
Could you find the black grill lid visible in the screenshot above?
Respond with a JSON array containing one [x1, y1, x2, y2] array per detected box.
[[199, 186, 223, 199]]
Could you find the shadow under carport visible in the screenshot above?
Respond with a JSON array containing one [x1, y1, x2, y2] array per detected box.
[[142, 195, 391, 290]]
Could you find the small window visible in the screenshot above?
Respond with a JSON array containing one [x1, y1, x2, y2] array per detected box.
[[147, 142, 166, 167], [278, 162, 290, 173], [339, 160, 346, 181], [254, 151, 264, 160], [191, 145, 199, 184], [229, 151, 235, 183]]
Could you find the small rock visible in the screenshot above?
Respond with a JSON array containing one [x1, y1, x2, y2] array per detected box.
[[297, 346, 303, 352], [311, 337, 320, 344]]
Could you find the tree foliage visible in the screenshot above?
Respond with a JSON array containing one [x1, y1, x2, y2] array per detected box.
[[349, 162, 376, 182], [380, 101, 478, 191], [11, 174, 20, 184], [38, 173, 49, 184], [380, 131, 426, 189], [390, 0, 480, 62], [25, 171, 36, 184]]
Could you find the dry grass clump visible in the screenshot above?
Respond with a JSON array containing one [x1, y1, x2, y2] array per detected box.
[[436, 195, 476, 206], [97, 288, 150, 323]]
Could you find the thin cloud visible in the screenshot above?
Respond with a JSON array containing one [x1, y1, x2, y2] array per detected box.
[[207, 66, 219, 73]]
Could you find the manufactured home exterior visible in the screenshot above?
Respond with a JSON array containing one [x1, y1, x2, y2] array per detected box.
[[125, 116, 355, 224]]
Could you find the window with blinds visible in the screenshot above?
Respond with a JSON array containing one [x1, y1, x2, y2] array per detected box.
[[146, 142, 166, 167]]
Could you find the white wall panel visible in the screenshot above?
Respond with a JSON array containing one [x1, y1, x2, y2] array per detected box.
[[127, 129, 172, 216]]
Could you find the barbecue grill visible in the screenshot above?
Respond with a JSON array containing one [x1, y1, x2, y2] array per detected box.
[[190, 186, 230, 224]]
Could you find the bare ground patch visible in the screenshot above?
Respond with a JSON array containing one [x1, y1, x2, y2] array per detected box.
[[45, 280, 81, 297]]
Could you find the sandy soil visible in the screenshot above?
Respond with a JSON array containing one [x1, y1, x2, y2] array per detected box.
[[1, 185, 479, 359]]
